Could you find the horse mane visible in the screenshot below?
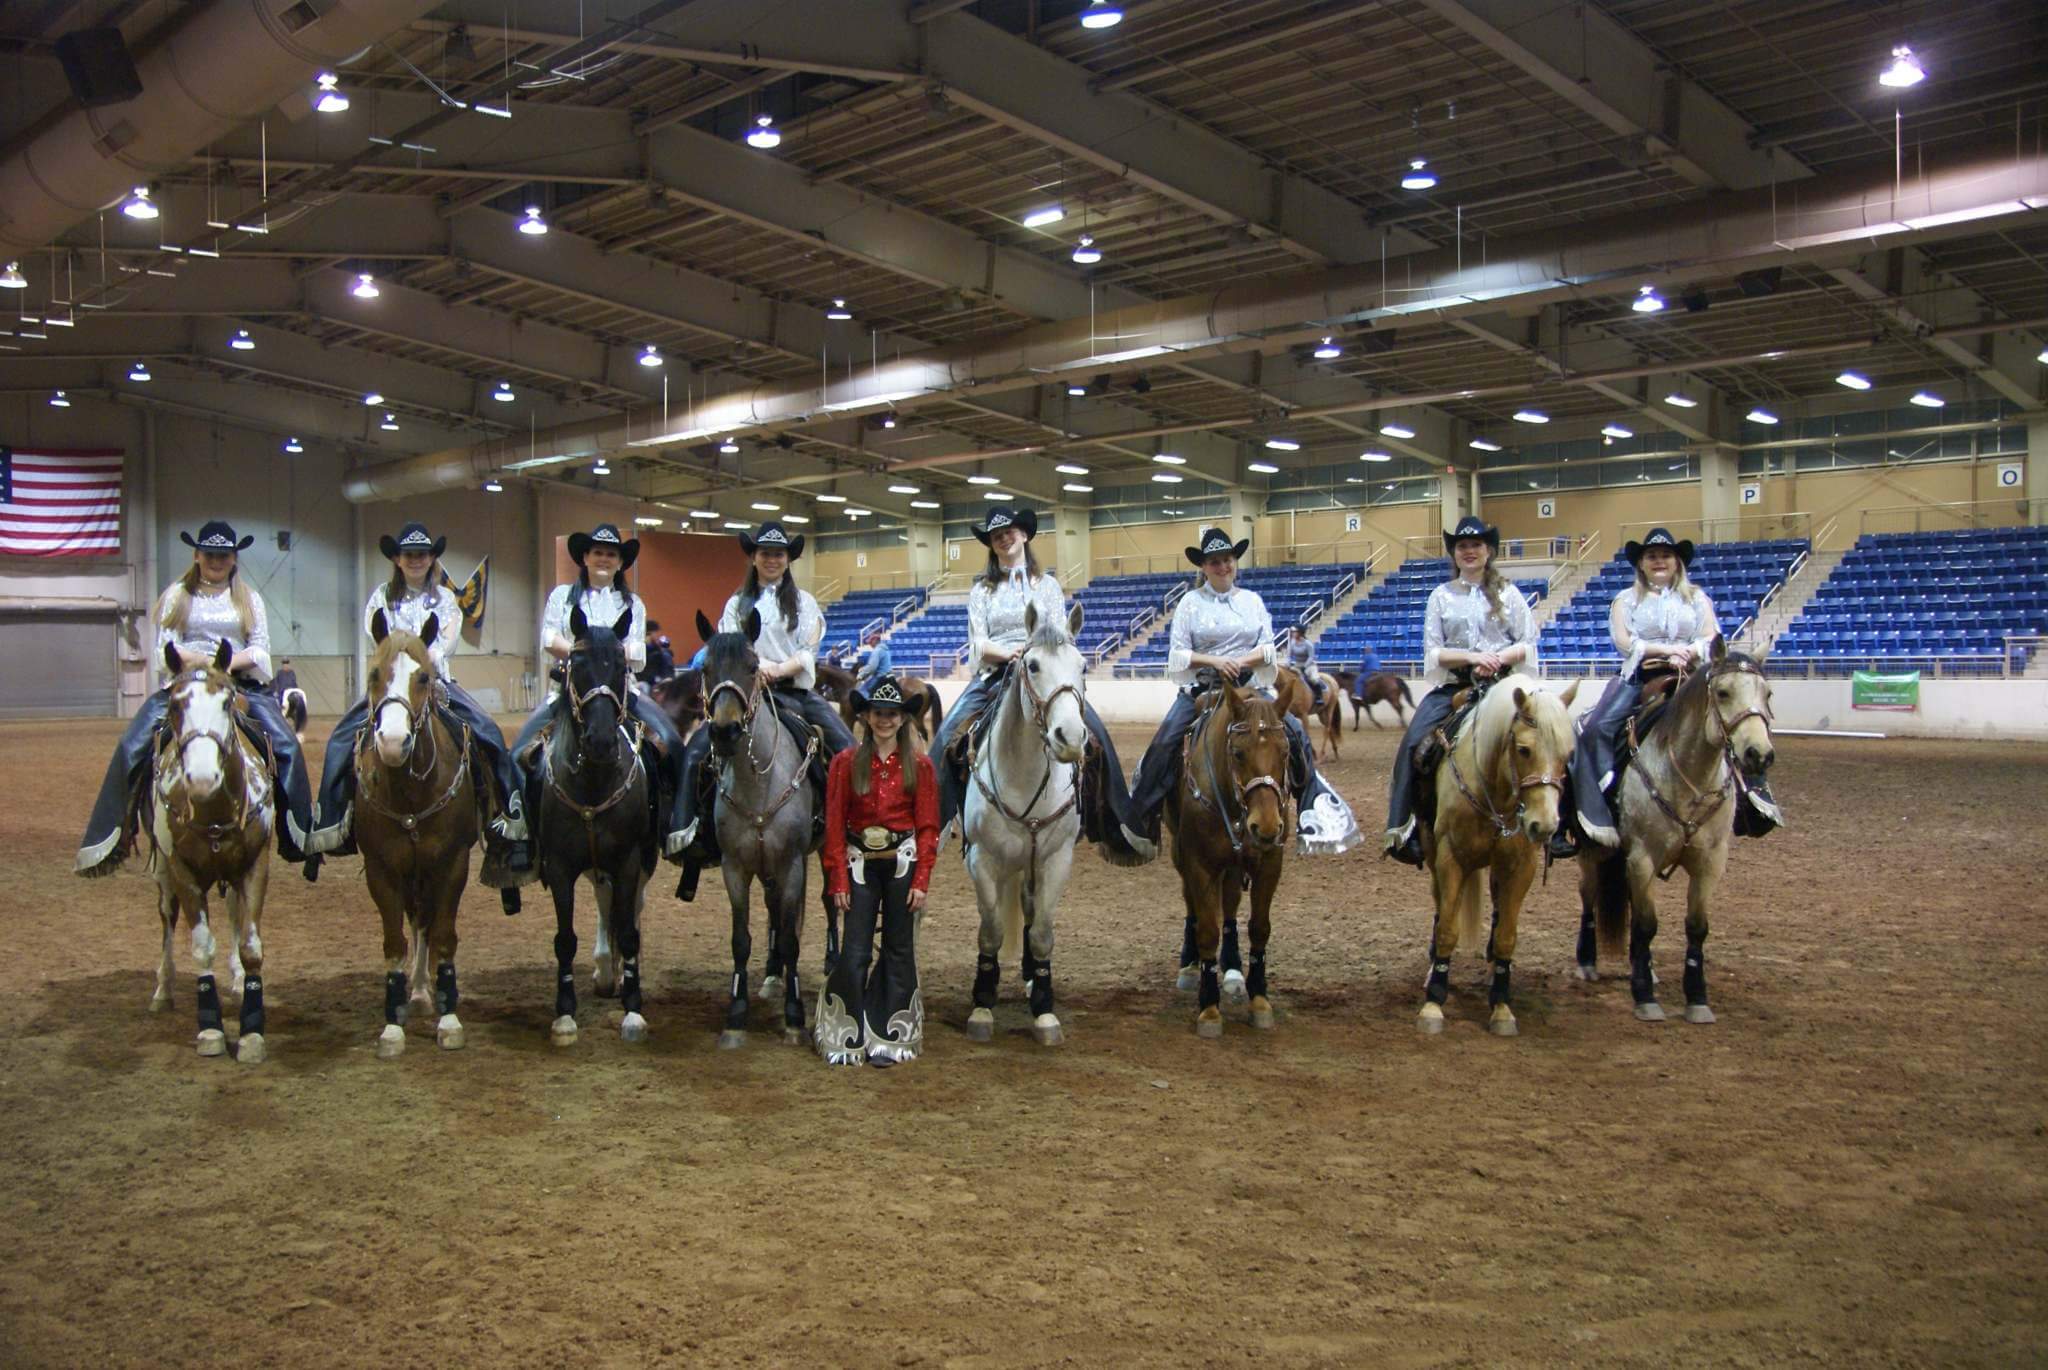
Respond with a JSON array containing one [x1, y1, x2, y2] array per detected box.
[[1670, 647, 1762, 719], [1461, 673, 1570, 762], [700, 628, 754, 684]]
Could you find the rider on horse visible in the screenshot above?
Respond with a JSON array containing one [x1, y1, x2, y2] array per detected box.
[[928, 506, 1148, 862], [1567, 527, 1781, 847], [76, 519, 313, 875], [1286, 632, 1329, 709], [856, 627, 892, 692], [1350, 643, 1381, 701], [1124, 527, 1362, 857], [304, 522, 531, 899], [511, 523, 691, 857], [1383, 516, 1540, 868]]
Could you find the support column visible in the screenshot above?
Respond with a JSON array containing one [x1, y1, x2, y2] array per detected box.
[[2029, 417, 2048, 528], [1468, 468, 1483, 517], [1053, 503, 1093, 587], [1439, 469, 1467, 535], [1698, 443, 1741, 543], [906, 517, 946, 586]]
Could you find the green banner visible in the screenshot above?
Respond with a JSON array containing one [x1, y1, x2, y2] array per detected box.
[[1851, 670, 1920, 711]]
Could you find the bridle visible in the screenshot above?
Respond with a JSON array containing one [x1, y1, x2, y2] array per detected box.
[[1438, 697, 1565, 842], [356, 671, 471, 841], [1630, 656, 1774, 875], [545, 646, 645, 866], [162, 680, 258, 856], [1185, 699, 1289, 884], [970, 647, 1083, 890], [706, 664, 813, 834]]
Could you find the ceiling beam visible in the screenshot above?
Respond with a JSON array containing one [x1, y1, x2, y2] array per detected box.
[[1449, 313, 1727, 445], [1828, 249, 2043, 409]]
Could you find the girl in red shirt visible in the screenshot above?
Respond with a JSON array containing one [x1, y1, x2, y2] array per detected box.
[[817, 675, 940, 1066]]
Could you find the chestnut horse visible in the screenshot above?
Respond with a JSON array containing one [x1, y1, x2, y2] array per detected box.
[[1274, 665, 1341, 761], [1166, 683, 1291, 1037], [1333, 670, 1413, 729]]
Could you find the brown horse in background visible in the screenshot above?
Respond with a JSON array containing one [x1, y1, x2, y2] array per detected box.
[[650, 668, 705, 740], [816, 659, 945, 742], [1166, 683, 1291, 1038], [1332, 670, 1414, 729], [1274, 665, 1341, 761]]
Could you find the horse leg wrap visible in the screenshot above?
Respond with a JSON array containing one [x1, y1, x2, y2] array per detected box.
[[1197, 960, 1220, 1012], [1630, 950, 1657, 1007], [1221, 918, 1243, 975], [1019, 948, 1039, 988], [435, 963, 458, 1017], [621, 956, 642, 1015], [1246, 953, 1268, 1001], [1683, 948, 1707, 1007], [972, 955, 1000, 1010], [1576, 908, 1597, 969], [384, 971, 406, 1026], [1424, 960, 1451, 1007], [1489, 960, 1512, 1009], [1178, 914, 1197, 968], [726, 970, 748, 1031], [195, 974, 223, 1033], [238, 976, 265, 1037], [1028, 962, 1054, 1019]]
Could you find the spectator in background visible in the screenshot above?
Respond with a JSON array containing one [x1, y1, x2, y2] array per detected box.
[[271, 656, 300, 699], [857, 627, 893, 689]]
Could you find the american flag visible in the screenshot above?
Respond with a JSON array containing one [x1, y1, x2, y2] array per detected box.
[[0, 447, 125, 558]]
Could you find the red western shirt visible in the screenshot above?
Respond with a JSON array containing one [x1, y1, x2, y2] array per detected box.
[[823, 749, 940, 898]]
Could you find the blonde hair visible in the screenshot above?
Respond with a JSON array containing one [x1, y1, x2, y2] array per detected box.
[[1470, 549, 1507, 622], [159, 557, 255, 639], [1634, 558, 1699, 604], [852, 708, 923, 798]]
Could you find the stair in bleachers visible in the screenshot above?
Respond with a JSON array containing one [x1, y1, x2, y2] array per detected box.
[[1314, 558, 1550, 672], [1741, 549, 1840, 654], [1070, 570, 1189, 666], [1770, 525, 2048, 666], [1540, 538, 1808, 671], [1110, 562, 1367, 676], [884, 599, 971, 677], [818, 584, 927, 659]]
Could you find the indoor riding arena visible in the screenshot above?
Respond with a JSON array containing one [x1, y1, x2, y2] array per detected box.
[[3, 2, 2046, 1365]]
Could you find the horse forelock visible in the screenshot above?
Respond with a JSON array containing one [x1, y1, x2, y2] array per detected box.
[[701, 630, 756, 688], [1028, 614, 1073, 651]]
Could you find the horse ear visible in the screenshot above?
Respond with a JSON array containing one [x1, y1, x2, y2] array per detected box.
[[696, 609, 715, 644], [744, 607, 762, 643], [1710, 632, 1727, 662], [213, 640, 233, 672], [569, 604, 589, 640], [1024, 601, 1039, 636], [1512, 685, 1529, 715], [612, 607, 633, 640], [163, 642, 184, 676], [1068, 602, 1084, 637], [419, 613, 439, 648], [370, 608, 390, 644]]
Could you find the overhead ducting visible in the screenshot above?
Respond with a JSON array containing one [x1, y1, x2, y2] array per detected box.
[[0, 0, 444, 256]]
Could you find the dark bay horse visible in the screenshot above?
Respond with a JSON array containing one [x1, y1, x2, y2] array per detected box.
[[650, 668, 705, 740], [1333, 670, 1414, 729], [533, 605, 656, 1047], [354, 612, 481, 1058]]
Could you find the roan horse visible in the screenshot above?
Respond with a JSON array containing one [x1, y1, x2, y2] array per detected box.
[[1575, 637, 1777, 1024], [1275, 664, 1342, 760], [1167, 683, 1291, 1037], [533, 605, 656, 1047], [355, 612, 481, 1058], [697, 607, 816, 1048], [962, 600, 1088, 1047], [1416, 677, 1574, 1038], [145, 642, 275, 1062]]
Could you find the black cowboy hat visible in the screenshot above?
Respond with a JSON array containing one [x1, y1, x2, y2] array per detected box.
[[852, 674, 927, 718], [1625, 526, 1696, 567], [379, 521, 446, 561], [568, 522, 640, 570], [1185, 526, 1250, 567], [180, 519, 253, 553], [1442, 515, 1500, 554], [737, 519, 805, 560], [972, 506, 1038, 546]]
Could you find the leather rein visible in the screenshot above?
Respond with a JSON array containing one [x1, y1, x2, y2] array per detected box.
[[706, 673, 814, 834], [1436, 690, 1565, 842], [969, 654, 1082, 887], [544, 659, 646, 865], [355, 682, 472, 841], [1183, 696, 1288, 887], [1629, 657, 1772, 876]]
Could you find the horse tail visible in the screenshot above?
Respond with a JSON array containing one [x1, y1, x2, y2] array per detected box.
[[922, 682, 945, 739], [1398, 677, 1414, 705], [998, 882, 1025, 969], [1594, 853, 1630, 955], [1456, 860, 1485, 954]]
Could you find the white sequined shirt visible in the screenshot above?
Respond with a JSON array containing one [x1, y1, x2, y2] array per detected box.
[[541, 582, 647, 673], [968, 569, 1068, 670], [156, 583, 272, 685], [1422, 579, 1538, 685], [1608, 582, 1720, 674], [1167, 581, 1277, 690], [365, 580, 461, 670], [719, 579, 824, 691]]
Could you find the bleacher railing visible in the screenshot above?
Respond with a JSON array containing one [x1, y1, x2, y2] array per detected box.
[[1546, 531, 1603, 594], [1761, 654, 2017, 681], [1855, 499, 2035, 539], [1406, 533, 1585, 564], [814, 577, 842, 602], [891, 594, 920, 625], [1617, 512, 1814, 547], [2006, 635, 2043, 677], [1091, 536, 1374, 578]]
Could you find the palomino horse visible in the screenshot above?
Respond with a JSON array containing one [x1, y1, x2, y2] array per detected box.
[[354, 612, 481, 1058], [697, 608, 816, 1048], [1275, 665, 1342, 761], [1417, 677, 1574, 1037], [145, 642, 275, 1062], [1334, 670, 1413, 729], [1167, 683, 1291, 1037], [533, 605, 656, 1047], [962, 601, 1088, 1047], [1575, 637, 1777, 1024]]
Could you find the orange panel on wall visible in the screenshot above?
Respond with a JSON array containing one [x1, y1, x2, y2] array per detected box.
[[549, 530, 748, 646]]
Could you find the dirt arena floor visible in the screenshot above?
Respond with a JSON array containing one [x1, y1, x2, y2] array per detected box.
[[2, 711, 2044, 1367]]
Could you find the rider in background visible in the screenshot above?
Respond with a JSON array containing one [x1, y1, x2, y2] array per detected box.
[[75, 519, 312, 875], [1382, 516, 1539, 868], [856, 627, 893, 691], [1286, 631, 1328, 709], [1351, 642, 1381, 700]]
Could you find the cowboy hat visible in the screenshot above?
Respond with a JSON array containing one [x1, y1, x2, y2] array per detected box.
[[1624, 526, 1696, 567], [379, 521, 447, 561], [972, 506, 1038, 546], [1185, 526, 1250, 567], [852, 674, 927, 718], [568, 522, 640, 569], [180, 520, 254, 553], [1442, 516, 1500, 554], [737, 520, 805, 560]]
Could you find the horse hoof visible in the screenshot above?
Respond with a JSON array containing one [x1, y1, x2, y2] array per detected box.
[[1175, 965, 1198, 991], [1634, 1002, 1666, 1023], [551, 1015, 579, 1046], [1222, 969, 1248, 1005], [760, 974, 784, 1001], [717, 1029, 747, 1050], [237, 1033, 267, 1064], [1684, 1004, 1716, 1025], [1417, 1004, 1445, 1035], [965, 1009, 995, 1043], [1249, 998, 1275, 1030], [196, 1028, 226, 1057], [620, 1012, 648, 1043], [437, 1016, 466, 1050], [148, 995, 169, 1014], [377, 1024, 406, 1059], [781, 1026, 806, 1047], [1032, 1014, 1063, 1047], [1574, 963, 1599, 982], [1194, 1011, 1223, 1039], [1488, 1008, 1519, 1038]]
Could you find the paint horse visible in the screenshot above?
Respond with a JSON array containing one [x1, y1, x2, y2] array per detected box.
[[1416, 677, 1574, 1037], [144, 642, 276, 1062], [354, 611, 482, 1058], [533, 604, 657, 1047], [1576, 637, 1777, 1024], [1167, 682, 1291, 1037]]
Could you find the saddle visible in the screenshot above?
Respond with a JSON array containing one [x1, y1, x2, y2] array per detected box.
[[1607, 666, 1687, 800]]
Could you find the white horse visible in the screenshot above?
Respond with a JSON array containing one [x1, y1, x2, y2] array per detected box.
[[962, 601, 1088, 1047]]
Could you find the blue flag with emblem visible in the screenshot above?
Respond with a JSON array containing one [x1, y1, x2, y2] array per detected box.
[[439, 557, 489, 646]]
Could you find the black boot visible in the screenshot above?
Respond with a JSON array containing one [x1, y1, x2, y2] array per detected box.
[[1387, 826, 1425, 868]]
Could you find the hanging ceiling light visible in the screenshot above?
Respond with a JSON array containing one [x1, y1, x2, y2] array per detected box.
[[1400, 158, 1437, 191], [1265, 437, 1300, 451], [1021, 205, 1066, 229], [314, 71, 349, 114], [1080, 0, 1123, 28], [910, 499, 942, 510], [1379, 421, 1415, 440], [1247, 461, 1280, 474], [638, 344, 663, 368], [1908, 390, 1945, 408], [1745, 407, 1780, 425], [492, 380, 515, 402], [1359, 450, 1393, 463], [887, 483, 921, 494], [1878, 44, 1925, 89], [380, 413, 400, 431], [723, 520, 752, 529], [0, 261, 24, 289], [1152, 453, 1186, 465], [122, 186, 159, 221], [634, 516, 665, 527], [1632, 284, 1665, 313], [48, 390, 70, 408], [592, 459, 612, 476], [127, 361, 151, 382], [967, 474, 1001, 486], [1151, 472, 1183, 484], [351, 273, 379, 299], [2036, 346, 2048, 365], [750, 501, 780, 512], [229, 328, 255, 350], [1055, 464, 1090, 476], [1512, 408, 1548, 424], [1313, 337, 1341, 360], [825, 298, 852, 320], [1835, 370, 1873, 390], [718, 435, 741, 454], [745, 114, 782, 149], [1468, 437, 1502, 452], [815, 494, 847, 504], [1065, 381, 1088, 397], [1061, 482, 1094, 493], [283, 437, 304, 454], [363, 391, 385, 406], [781, 514, 810, 525], [880, 412, 898, 428], [519, 206, 548, 236], [1071, 234, 1102, 265], [1662, 392, 1699, 408], [482, 478, 504, 492], [1601, 423, 1634, 439]]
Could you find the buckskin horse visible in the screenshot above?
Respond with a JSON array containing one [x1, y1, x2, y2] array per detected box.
[[1167, 682, 1291, 1037], [1415, 677, 1574, 1037], [144, 642, 276, 1062], [354, 612, 482, 1058], [1575, 637, 1778, 1024], [532, 605, 657, 1047]]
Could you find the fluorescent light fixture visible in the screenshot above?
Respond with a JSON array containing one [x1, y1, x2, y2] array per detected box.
[[1151, 472, 1183, 484], [1061, 483, 1094, 493], [718, 436, 741, 454], [283, 437, 303, 453], [351, 273, 379, 299], [1662, 392, 1699, 408], [980, 491, 1009, 500], [1065, 382, 1088, 397], [519, 207, 548, 236], [723, 521, 751, 529], [1265, 437, 1300, 451], [1835, 370, 1872, 390], [847, 507, 874, 515], [1345, 476, 1364, 484], [48, 390, 69, 408], [634, 516, 664, 527], [1632, 284, 1665, 313], [1246, 461, 1279, 474], [782, 515, 810, 524], [1153, 453, 1186, 465], [1313, 337, 1340, 360], [127, 362, 151, 382], [826, 297, 852, 320], [1379, 422, 1415, 439], [472, 100, 511, 118], [1021, 205, 1066, 229], [750, 501, 780, 511], [910, 500, 942, 509], [363, 391, 385, 406], [186, 246, 220, 259], [689, 509, 719, 519], [314, 72, 349, 114], [1359, 450, 1393, 463], [1879, 44, 1924, 89], [122, 187, 158, 221], [591, 459, 611, 475], [1080, 0, 1123, 28], [887, 484, 920, 494], [483, 479, 503, 492], [380, 413, 400, 430], [1601, 423, 1634, 439], [967, 474, 1000, 485], [492, 380, 515, 402], [1054, 463, 1090, 475], [880, 413, 897, 428], [638, 344, 663, 368], [1909, 390, 1944, 407], [1512, 409, 1548, 424], [2038, 347, 2048, 365], [1745, 407, 1780, 425], [1468, 437, 1502, 452], [1400, 158, 1436, 191], [1071, 235, 1101, 265], [816, 494, 848, 503], [0, 262, 24, 289], [745, 114, 782, 149], [229, 329, 255, 350]]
